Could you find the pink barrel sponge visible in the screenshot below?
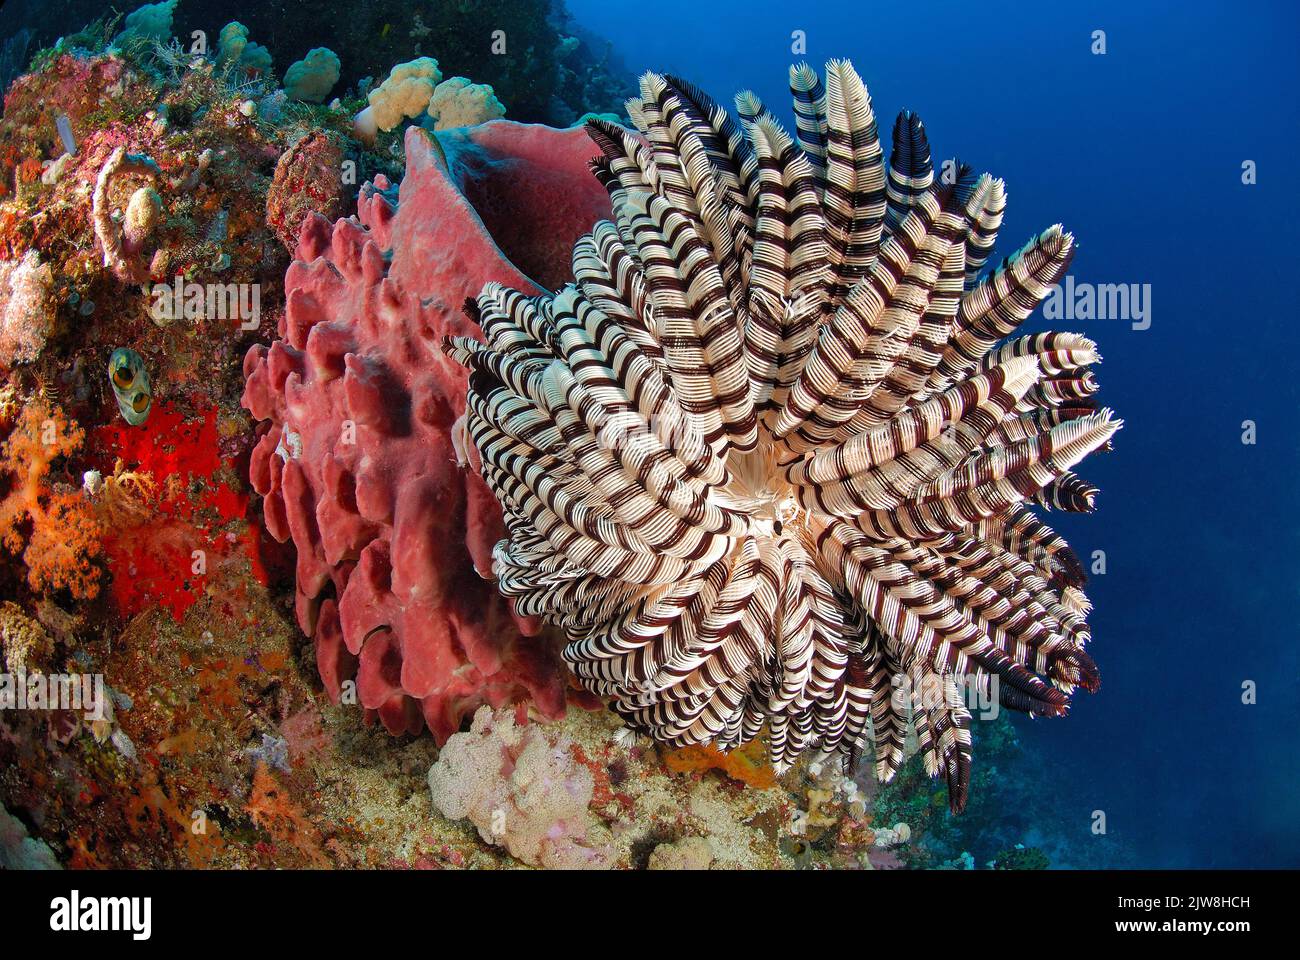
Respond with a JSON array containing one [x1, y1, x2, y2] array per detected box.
[[242, 121, 612, 740]]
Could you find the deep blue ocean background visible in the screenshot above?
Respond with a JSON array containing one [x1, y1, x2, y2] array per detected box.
[[569, 0, 1300, 868]]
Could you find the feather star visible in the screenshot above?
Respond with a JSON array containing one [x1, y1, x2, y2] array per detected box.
[[444, 60, 1119, 812]]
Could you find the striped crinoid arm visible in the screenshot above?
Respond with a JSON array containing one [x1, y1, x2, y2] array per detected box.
[[445, 57, 1121, 814], [818, 522, 1075, 718], [743, 113, 830, 417], [884, 110, 933, 234], [789, 63, 829, 180], [818, 60, 887, 299], [912, 669, 974, 813], [768, 178, 995, 454], [960, 171, 1006, 289], [927, 224, 1078, 395]]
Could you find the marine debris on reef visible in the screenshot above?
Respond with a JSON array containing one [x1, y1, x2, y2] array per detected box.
[[444, 61, 1118, 814]]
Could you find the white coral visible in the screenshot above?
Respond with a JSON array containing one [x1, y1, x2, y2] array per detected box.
[[428, 706, 613, 869]]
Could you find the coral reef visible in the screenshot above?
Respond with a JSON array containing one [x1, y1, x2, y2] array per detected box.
[[446, 62, 1117, 813], [428, 705, 614, 869], [242, 121, 611, 741], [92, 147, 163, 283], [0, 599, 54, 672], [422, 704, 795, 870], [993, 844, 1050, 870], [0, 803, 61, 869], [0, 3, 1117, 874], [4, 0, 635, 127], [647, 835, 715, 870]]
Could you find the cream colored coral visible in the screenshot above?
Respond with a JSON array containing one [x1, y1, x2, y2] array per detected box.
[[353, 57, 442, 142], [425, 77, 506, 130], [428, 706, 613, 869], [124, 187, 162, 246]]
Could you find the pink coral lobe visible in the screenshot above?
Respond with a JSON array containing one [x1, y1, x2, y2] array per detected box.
[[242, 121, 610, 741]]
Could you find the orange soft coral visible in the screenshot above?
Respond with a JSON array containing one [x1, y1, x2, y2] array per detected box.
[[662, 741, 779, 789], [245, 763, 330, 868], [0, 399, 103, 598]]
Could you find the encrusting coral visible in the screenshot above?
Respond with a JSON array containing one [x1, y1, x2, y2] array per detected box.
[[648, 835, 715, 870], [265, 131, 347, 251], [428, 705, 614, 869], [242, 122, 612, 741], [0, 600, 55, 673], [444, 62, 1119, 812]]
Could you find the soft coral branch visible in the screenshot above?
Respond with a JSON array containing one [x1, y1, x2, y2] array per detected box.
[[0, 399, 103, 598]]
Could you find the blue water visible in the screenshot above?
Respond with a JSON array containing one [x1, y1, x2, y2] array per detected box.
[[568, 0, 1300, 868]]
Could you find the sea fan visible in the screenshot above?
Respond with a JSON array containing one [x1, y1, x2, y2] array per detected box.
[[444, 61, 1118, 812]]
